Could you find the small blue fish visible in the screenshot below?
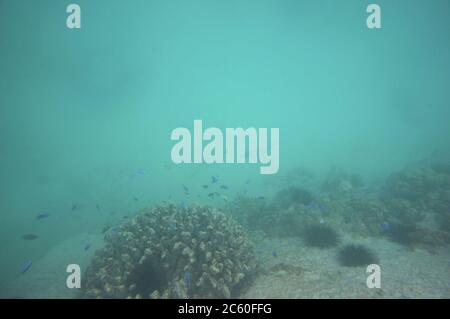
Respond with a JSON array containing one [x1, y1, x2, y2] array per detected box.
[[35, 213, 50, 220], [211, 176, 219, 184], [182, 185, 189, 194], [179, 202, 187, 210], [220, 185, 229, 190], [84, 243, 91, 251], [256, 196, 265, 200], [22, 234, 38, 240], [131, 169, 145, 179], [380, 222, 390, 232], [306, 202, 318, 209], [272, 251, 278, 258], [169, 223, 177, 231], [21, 260, 33, 274], [318, 203, 328, 213], [245, 179, 251, 184], [183, 271, 192, 287]]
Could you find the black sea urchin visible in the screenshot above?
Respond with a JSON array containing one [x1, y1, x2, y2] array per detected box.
[[338, 244, 378, 267], [303, 224, 340, 248], [385, 223, 419, 246]]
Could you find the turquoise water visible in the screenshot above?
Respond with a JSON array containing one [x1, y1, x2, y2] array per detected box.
[[0, 0, 449, 298]]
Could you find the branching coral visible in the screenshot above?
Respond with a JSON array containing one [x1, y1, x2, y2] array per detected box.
[[82, 203, 257, 299]]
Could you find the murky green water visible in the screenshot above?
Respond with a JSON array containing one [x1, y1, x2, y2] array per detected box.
[[0, 0, 449, 298]]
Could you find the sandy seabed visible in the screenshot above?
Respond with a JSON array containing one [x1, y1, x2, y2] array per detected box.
[[2, 233, 449, 299], [0, 233, 103, 299], [245, 235, 450, 299]]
